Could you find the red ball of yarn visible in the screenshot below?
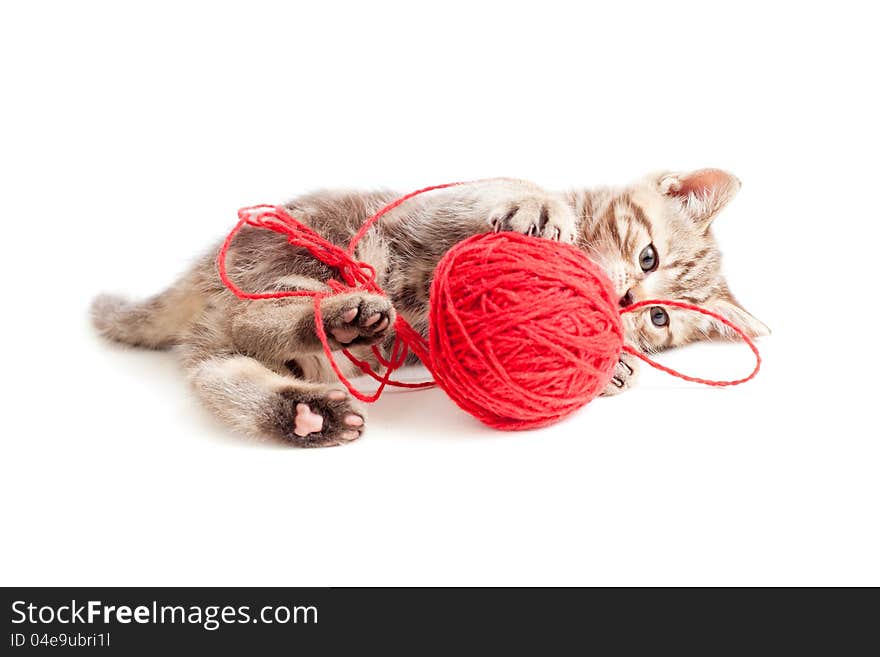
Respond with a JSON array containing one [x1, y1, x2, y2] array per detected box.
[[427, 231, 624, 430]]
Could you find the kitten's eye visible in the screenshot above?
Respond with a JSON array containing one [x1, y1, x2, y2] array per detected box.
[[649, 306, 669, 328], [639, 244, 658, 272]]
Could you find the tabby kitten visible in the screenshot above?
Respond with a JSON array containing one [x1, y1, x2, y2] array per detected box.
[[92, 170, 767, 446]]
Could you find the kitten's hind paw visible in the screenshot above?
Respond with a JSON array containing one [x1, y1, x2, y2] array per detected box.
[[271, 386, 366, 447]]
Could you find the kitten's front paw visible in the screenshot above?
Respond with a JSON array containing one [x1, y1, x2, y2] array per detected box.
[[320, 293, 395, 347], [273, 387, 366, 447], [601, 352, 641, 397], [488, 196, 577, 243]]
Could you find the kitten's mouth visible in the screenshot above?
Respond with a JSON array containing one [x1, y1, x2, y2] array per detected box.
[[619, 290, 635, 308]]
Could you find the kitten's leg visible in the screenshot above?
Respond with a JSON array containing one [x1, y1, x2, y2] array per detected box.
[[486, 198, 578, 242], [183, 349, 367, 446], [228, 292, 395, 361], [601, 351, 641, 396], [458, 180, 579, 242], [385, 179, 579, 248]]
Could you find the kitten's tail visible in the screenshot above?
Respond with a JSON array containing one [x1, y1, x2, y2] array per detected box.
[[91, 275, 206, 349]]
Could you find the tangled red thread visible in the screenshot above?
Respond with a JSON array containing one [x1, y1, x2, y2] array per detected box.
[[218, 181, 761, 430]]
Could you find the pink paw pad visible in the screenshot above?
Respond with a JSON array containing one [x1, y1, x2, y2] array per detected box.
[[329, 307, 360, 344], [344, 414, 364, 427], [294, 403, 324, 437], [331, 325, 359, 344]]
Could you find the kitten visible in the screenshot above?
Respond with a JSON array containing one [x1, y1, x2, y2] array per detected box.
[[92, 170, 767, 446]]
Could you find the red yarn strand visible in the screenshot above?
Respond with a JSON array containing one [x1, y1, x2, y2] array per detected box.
[[347, 181, 468, 254], [620, 299, 762, 386]]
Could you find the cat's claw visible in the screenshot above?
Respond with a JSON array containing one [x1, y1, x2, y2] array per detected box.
[[488, 196, 578, 243], [601, 352, 641, 397]]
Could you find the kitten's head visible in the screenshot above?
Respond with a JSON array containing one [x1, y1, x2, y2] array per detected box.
[[578, 168, 768, 352]]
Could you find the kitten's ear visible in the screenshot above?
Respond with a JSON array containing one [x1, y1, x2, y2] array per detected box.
[[705, 296, 770, 339], [656, 168, 741, 227]]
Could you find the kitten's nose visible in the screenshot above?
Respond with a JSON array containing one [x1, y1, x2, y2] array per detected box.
[[619, 289, 635, 308]]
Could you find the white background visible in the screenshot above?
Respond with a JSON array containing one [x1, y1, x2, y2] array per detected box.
[[1, 1, 877, 586]]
